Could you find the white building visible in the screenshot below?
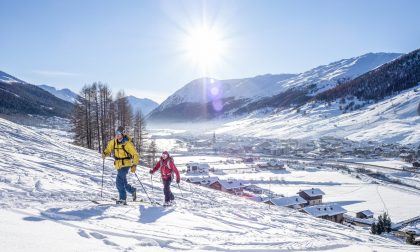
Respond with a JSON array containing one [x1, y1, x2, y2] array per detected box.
[[302, 204, 347, 223], [186, 162, 210, 174], [265, 196, 307, 209]]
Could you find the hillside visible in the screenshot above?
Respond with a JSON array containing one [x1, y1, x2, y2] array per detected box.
[[0, 71, 74, 118], [149, 53, 401, 121], [216, 85, 420, 146], [0, 117, 413, 251], [0, 81, 74, 118], [148, 74, 296, 121], [316, 49, 420, 103]]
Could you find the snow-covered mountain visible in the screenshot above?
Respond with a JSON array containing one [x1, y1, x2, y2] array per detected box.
[[216, 85, 420, 146], [0, 70, 26, 84], [38, 84, 78, 103], [127, 95, 159, 115], [280, 52, 402, 95], [149, 53, 401, 122], [148, 74, 296, 121], [0, 117, 414, 251], [0, 71, 74, 117]]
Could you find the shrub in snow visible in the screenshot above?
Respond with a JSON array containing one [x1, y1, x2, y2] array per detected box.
[[371, 212, 392, 235]]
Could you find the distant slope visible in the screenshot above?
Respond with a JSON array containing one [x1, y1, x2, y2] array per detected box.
[[216, 86, 420, 145], [0, 71, 73, 118], [236, 52, 402, 115], [0, 70, 25, 84], [149, 53, 401, 122], [38, 84, 78, 103], [316, 49, 420, 102], [0, 117, 413, 251], [148, 74, 297, 121], [127, 95, 159, 115]]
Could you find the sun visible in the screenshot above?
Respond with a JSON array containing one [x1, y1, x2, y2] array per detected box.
[[184, 26, 225, 73]]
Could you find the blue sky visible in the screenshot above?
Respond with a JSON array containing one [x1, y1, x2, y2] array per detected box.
[[0, 0, 419, 103]]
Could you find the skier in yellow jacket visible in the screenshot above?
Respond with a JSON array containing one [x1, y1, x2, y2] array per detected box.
[[102, 126, 139, 205]]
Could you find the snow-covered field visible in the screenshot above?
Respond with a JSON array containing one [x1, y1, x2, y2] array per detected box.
[[207, 167, 420, 222], [1, 117, 418, 251]]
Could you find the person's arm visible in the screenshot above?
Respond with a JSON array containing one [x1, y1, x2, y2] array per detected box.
[[170, 161, 180, 183], [102, 139, 114, 157], [150, 161, 160, 174]]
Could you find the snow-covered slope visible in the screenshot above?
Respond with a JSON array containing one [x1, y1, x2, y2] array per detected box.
[[0, 70, 26, 84], [149, 53, 401, 121], [280, 52, 402, 95], [38, 84, 78, 103], [216, 86, 420, 145], [127, 95, 159, 115], [0, 118, 413, 251], [157, 74, 296, 110]]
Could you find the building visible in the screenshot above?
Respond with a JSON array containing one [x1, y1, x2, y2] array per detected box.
[[209, 180, 246, 195], [298, 188, 325, 206], [302, 204, 347, 223], [244, 184, 264, 194], [265, 196, 307, 209], [356, 210, 374, 219], [185, 176, 219, 186], [344, 214, 375, 227], [186, 162, 210, 174]]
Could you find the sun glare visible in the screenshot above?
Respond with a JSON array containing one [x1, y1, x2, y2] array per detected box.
[[185, 27, 225, 73]]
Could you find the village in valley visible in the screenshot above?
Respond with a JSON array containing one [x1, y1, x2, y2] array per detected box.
[[151, 129, 420, 245]]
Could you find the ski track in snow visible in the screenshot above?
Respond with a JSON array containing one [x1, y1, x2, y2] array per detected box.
[[0, 118, 417, 251]]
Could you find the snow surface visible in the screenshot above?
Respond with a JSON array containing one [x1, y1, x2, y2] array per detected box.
[[211, 167, 420, 222], [215, 86, 420, 145], [0, 118, 416, 251]]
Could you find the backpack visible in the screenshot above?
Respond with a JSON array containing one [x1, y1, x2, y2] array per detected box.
[[113, 136, 132, 164]]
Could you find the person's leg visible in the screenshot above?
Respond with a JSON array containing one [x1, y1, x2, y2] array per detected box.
[[116, 167, 129, 200], [163, 179, 171, 203], [122, 168, 136, 195], [168, 179, 174, 201]]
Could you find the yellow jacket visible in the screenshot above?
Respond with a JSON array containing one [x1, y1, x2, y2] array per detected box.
[[103, 135, 139, 169]]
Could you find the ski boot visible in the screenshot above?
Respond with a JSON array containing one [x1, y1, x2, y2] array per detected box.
[[116, 199, 127, 205]]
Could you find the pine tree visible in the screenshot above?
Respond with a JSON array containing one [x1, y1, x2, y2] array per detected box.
[[376, 215, 384, 235], [147, 140, 158, 167], [370, 222, 378, 234], [383, 212, 392, 233]]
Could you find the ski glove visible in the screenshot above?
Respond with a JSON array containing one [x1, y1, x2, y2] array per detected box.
[[101, 153, 106, 159], [149, 169, 154, 174], [130, 165, 136, 173], [176, 178, 180, 184]]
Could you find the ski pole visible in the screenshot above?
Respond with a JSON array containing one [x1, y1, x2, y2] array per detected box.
[[134, 172, 153, 204], [150, 174, 154, 196], [177, 182, 184, 198], [101, 158, 105, 198]]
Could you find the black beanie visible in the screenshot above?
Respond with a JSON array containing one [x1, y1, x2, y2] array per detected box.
[[116, 126, 125, 133]]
